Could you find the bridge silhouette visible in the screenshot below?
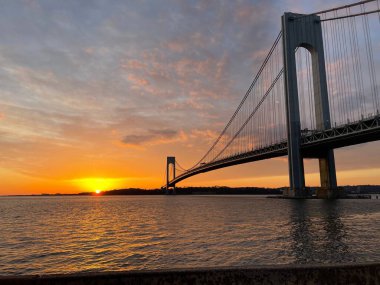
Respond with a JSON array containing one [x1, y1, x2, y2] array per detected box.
[[164, 0, 380, 198]]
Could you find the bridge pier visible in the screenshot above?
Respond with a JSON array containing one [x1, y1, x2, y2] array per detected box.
[[165, 186, 176, 195], [166, 156, 176, 195], [282, 12, 338, 198], [315, 149, 340, 198]]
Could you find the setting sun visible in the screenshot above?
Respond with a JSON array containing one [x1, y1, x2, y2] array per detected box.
[[71, 177, 126, 192]]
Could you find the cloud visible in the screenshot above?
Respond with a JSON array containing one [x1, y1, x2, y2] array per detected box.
[[121, 128, 186, 147], [121, 59, 146, 70], [166, 39, 186, 53], [163, 96, 215, 112], [127, 73, 150, 88]]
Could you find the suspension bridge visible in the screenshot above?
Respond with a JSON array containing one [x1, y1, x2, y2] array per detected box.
[[164, 0, 380, 198]]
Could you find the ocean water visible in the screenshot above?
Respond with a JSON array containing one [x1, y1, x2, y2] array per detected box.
[[0, 195, 379, 275]]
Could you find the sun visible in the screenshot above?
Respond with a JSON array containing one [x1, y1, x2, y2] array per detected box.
[[95, 189, 101, 194], [73, 177, 122, 192]]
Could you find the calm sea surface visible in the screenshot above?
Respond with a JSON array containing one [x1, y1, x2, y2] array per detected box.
[[0, 195, 379, 275]]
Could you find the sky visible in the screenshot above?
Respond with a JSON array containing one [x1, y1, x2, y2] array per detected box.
[[0, 0, 379, 195]]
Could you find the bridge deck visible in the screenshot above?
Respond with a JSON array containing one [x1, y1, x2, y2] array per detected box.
[[167, 115, 380, 187]]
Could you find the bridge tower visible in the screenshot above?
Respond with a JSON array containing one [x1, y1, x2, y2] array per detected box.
[[166, 156, 176, 194], [282, 13, 338, 198]]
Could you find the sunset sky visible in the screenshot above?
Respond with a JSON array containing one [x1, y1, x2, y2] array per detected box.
[[1, 0, 379, 195]]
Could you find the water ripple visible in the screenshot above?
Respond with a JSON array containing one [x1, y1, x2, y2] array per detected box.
[[0, 196, 379, 275]]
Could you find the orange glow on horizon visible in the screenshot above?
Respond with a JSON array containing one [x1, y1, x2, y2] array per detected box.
[[72, 177, 126, 192], [1, 143, 380, 195], [1, 166, 380, 195]]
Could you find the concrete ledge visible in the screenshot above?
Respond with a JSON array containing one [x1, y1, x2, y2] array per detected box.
[[0, 263, 379, 285]]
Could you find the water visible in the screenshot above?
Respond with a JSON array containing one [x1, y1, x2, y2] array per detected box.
[[0, 195, 379, 275]]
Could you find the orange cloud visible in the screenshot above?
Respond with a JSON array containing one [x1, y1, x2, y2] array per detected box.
[[166, 40, 186, 53], [121, 59, 147, 70], [127, 73, 150, 87], [121, 129, 188, 148]]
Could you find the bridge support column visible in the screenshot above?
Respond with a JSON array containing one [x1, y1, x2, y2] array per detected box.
[[166, 156, 176, 195], [316, 150, 338, 198], [282, 12, 338, 198]]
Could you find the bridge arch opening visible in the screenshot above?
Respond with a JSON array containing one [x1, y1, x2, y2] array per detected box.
[[295, 46, 317, 133], [168, 163, 175, 181]]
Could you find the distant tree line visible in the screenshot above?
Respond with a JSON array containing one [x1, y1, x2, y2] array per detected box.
[[38, 185, 380, 196], [78, 186, 283, 196]]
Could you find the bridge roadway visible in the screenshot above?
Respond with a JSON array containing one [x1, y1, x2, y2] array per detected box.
[[167, 114, 380, 187]]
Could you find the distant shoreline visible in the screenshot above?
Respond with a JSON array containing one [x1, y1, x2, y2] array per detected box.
[[3, 185, 380, 197]]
